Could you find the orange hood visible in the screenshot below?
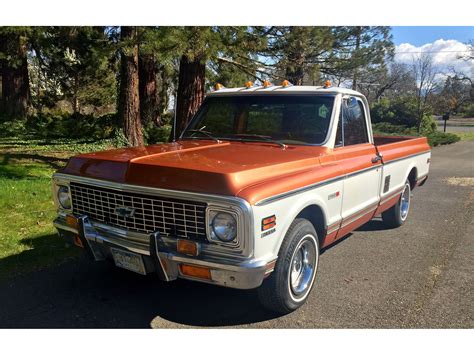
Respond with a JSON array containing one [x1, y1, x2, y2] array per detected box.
[[61, 140, 333, 200]]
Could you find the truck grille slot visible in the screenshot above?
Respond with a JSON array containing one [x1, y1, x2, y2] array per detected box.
[[69, 182, 208, 241]]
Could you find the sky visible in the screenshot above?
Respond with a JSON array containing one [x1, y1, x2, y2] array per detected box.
[[391, 26, 473, 75], [391, 26, 473, 46]]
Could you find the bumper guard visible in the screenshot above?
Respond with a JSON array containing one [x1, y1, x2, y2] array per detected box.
[[54, 215, 269, 290]]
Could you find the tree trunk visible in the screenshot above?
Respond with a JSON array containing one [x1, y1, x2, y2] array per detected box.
[[118, 26, 143, 147], [174, 54, 205, 137], [0, 32, 30, 118], [139, 54, 160, 126]]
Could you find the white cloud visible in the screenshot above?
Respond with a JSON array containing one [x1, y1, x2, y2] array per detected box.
[[395, 39, 473, 77]]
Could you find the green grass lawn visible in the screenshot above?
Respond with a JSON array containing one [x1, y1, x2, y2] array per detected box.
[[0, 137, 122, 279], [453, 132, 474, 141]]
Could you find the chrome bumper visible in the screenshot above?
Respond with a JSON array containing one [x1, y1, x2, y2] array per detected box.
[[54, 215, 269, 290]]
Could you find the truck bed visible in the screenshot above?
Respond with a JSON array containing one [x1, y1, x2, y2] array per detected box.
[[373, 135, 430, 163]]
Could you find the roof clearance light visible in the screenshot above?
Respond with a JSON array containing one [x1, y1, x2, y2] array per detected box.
[[245, 81, 254, 88], [214, 83, 224, 91], [324, 80, 331, 88], [263, 80, 273, 88], [281, 80, 292, 87]]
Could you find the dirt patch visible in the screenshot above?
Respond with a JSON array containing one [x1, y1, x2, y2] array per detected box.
[[444, 177, 474, 187]]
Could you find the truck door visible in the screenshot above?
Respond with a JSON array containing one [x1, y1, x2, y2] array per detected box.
[[333, 96, 382, 238]]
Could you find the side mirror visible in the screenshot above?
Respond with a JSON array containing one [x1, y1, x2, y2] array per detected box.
[[347, 97, 358, 108]]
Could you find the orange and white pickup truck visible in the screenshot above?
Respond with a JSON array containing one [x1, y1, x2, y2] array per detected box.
[[52, 82, 431, 314]]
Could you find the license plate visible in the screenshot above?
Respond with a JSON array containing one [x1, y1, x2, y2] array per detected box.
[[111, 248, 146, 275]]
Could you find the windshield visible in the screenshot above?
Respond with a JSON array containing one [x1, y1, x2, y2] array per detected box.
[[181, 95, 335, 145]]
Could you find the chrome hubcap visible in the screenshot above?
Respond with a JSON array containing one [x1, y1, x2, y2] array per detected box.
[[289, 236, 317, 297], [400, 183, 410, 221]]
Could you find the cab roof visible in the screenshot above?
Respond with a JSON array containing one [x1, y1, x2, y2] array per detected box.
[[207, 85, 362, 97]]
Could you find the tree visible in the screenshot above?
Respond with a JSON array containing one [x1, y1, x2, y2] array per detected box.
[[328, 26, 394, 89], [255, 26, 333, 85], [31, 27, 117, 115], [411, 53, 438, 131], [172, 26, 264, 137], [0, 27, 31, 119], [253, 26, 393, 88], [118, 26, 143, 146], [433, 73, 472, 115], [276, 27, 332, 85], [357, 62, 414, 102]]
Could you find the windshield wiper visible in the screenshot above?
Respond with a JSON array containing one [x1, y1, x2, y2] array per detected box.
[[230, 134, 287, 149], [184, 129, 222, 143]]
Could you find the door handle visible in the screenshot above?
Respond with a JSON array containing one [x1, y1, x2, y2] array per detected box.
[[371, 155, 382, 163]]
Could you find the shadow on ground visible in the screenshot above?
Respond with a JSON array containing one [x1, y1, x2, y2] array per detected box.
[[0, 233, 79, 281], [0, 234, 279, 328], [355, 218, 394, 232], [0, 218, 391, 328], [0, 153, 68, 173]]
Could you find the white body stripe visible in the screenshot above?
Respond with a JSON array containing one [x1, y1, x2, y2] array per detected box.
[[252, 177, 344, 262], [250, 149, 431, 264]]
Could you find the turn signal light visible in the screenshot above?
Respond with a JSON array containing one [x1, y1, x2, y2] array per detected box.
[[66, 215, 78, 229], [73, 235, 84, 248], [177, 239, 200, 256], [262, 215, 277, 231], [179, 264, 211, 280], [263, 80, 272, 88], [245, 81, 254, 88]]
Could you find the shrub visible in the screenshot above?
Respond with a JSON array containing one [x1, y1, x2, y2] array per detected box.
[[0, 119, 28, 137], [143, 123, 172, 145], [370, 96, 419, 127], [24, 112, 117, 140], [426, 132, 460, 147], [419, 114, 437, 135], [373, 122, 460, 147], [372, 122, 417, 136]]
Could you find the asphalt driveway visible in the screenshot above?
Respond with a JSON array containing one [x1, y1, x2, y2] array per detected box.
[[0, 141, 472, 328]]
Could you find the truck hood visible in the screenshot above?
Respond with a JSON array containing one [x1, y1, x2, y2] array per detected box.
[[60, 140, 332, 198]]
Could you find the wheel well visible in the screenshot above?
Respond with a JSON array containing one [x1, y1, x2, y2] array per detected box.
[[408, 168, 417, 190], [296, 205, 326, 245]]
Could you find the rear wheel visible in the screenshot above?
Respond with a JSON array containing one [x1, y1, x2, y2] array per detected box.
[[257, 218, 319, 314], [382, 180, 411, 228]]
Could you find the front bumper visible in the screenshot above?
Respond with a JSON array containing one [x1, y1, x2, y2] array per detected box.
[[54, 214, 270, 290]]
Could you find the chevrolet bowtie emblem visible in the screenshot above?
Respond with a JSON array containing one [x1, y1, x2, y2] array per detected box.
[[114, 206, 135, 218]]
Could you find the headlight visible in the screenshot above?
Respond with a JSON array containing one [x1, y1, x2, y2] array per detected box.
[[211, 212, 237, 242], [57, 185, 72, 210]]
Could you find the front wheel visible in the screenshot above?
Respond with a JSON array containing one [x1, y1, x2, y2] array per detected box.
[[382, 180, 411, 228], [257, 218, 320, 314]]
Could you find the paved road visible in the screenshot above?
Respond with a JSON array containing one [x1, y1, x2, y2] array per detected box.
[[0, 141, 472, 328], [436, 119, 474, 133]]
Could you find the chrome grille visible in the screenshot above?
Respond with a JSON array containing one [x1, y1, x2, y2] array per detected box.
[[69, 182, 207, 241]]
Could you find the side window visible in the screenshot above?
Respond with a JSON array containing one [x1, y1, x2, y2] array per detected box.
[[342, 97, 369, 146], [335, 110, 343, 146]]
